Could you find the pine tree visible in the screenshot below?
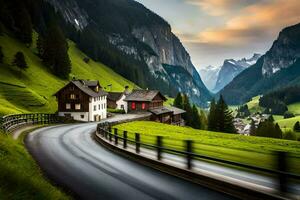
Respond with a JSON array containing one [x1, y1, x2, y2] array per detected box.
[[42, 24, 71, 79], [216, 95, 236, 133], [294, 121, 300, 132], [274, 123, 283, 139], [250, 119, 256, 136], [208, 98, 217, 131], [174, 93, 183, 109], [191, 105, 201, 129], [0, 46, 3, 63], [36, 33, 44, 57], [13, 52, 27, 70], [13, 1, 33, 44], [182, 94, 192, 126]]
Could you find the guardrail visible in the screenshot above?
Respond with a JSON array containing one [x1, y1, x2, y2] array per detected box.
[[0, 113, 61, 133], [97, 122, 300, 195]]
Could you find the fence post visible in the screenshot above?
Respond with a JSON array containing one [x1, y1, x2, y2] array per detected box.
[[135, 133, 140, 153], [108, 126, 112, 142], [114, 128, 118, 145], [157, 136, 163, 160], [277, 151, 288, 193], [186, 140, 193, 170], [123, 131, 127, 149]]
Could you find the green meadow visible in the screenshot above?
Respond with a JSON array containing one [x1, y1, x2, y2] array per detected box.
[[114, 121, 300, 173]]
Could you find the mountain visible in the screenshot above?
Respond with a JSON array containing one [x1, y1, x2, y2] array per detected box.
[[37, 0, 211, 106], [214, 54, 261, 92], [220, 23, 300, 105], [199, 65, 220, 91]]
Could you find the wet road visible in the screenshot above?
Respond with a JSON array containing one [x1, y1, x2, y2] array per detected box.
[[26, 119, 234, 199]]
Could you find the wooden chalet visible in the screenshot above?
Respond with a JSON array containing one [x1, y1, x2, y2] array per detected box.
[[124, 90, 186, 125], [54, 80, 108, 122]]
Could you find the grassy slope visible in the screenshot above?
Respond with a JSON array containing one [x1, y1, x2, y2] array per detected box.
[[0, 33, 137, 115], [115, 121, 300, 173], [288, 102, 300, 116], [0, 130, 70, 199]]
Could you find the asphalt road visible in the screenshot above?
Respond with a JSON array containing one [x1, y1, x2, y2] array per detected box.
[[26, 117, 234, 200]]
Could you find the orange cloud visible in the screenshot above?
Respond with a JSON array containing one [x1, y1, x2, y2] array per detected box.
[[188, 0, 300, 45]]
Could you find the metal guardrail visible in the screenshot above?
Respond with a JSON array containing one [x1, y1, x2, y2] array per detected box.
[[0, 113, 61, 133], [97, 122, 300, 194]]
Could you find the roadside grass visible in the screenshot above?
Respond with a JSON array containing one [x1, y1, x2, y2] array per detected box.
[[0, 130, 70, 199], [0, 33, 137, 115], [114, 121, 300, 173]]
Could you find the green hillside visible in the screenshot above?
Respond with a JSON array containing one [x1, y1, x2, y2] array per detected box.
[[288, 102, 300, 116], [0, 33, 137, 115]]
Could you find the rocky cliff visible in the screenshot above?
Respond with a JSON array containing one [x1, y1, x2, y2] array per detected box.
[[220, 23, 300, 105], [44, 0, 211, 106]]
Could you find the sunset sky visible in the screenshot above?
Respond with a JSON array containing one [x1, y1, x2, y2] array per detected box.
[[135, 0, 300, 69]]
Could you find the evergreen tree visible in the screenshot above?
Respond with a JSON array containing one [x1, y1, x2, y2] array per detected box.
[[182, 94, 192, 126], [36, 33, 44, 57], [42, 24, 71, 79], [174, 93, 183, 109], [215, 95, 236, 133], [256, 121, 282, 139], [191, 105, 201, 129], [13, 51, 27, 70], [274, 123, 283, 139], [0, 46, 3, 63], [294, 121, 300, 132], [268, 115, 275, 122], [208, 99, 217, 131], [250, 119, 256, 136], [13, 1, 33, 44]]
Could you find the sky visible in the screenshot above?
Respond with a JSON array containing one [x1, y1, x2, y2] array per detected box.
[[135, 0, 300, 69]]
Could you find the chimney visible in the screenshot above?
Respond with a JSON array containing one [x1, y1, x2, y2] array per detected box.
[[124, 86, 130, 95]]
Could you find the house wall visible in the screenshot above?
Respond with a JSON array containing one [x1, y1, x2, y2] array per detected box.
[[116, 95, 128, 113], [89, 96, 107, 121], [58, 112, 89, 122], [127, 101, 150, 113]]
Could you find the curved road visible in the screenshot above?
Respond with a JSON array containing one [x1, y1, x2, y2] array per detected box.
[[26, 118, 234, 199]]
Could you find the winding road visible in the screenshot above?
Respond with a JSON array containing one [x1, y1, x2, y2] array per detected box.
[[26, 115, 234, 200]]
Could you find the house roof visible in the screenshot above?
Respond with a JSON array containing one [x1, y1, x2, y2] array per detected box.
[[165, 106, 186, 115], [108, 92, 124, 102], [124, 89, 167, 102], [149, 107, 173, 115], [55, 80, 107, 97]]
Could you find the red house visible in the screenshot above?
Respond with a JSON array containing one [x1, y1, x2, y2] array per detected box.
[[124, 90, 185, 125]]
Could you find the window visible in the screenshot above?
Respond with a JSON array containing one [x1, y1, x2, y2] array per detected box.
[[99, 105, 101, 110], [94, 105, 96, 111], [81, 115, 84, 119], [75, 104, 81, 110], [94, 97, 96, 102], [142, 103, 146, 110], [131, 102, 136, 110], [70, 94, 76, 99], [66, 103, 71, 110]]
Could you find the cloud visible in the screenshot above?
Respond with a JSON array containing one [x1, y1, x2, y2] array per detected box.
[[184, 0, 300, 45], [185, 0, 255, 16]]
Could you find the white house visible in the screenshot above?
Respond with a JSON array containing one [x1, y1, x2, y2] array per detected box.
[[107, 87, 130, 113], [54, 80, 108, 122]]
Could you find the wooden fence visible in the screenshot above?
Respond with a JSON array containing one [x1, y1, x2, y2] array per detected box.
[[0, 113, 61, 133], [97, 122, 300, 194]]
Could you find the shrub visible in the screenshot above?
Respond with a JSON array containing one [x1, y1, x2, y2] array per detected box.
[[294, 121, 300, 132], [108, 108, 125, 114], [284, 111, 295, 119], [284, 131, 297, 141]]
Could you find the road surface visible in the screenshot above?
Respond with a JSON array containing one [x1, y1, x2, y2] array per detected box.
[[26, 115, 234, 200]]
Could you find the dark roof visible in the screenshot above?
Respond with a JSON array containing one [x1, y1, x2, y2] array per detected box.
[[149, 107, 173, 115], [81, 80, 99, 87], [124, 90, 167, 102], [166, 106, 186, 115], [54, 80, 107, 97], [108, 92, 124, 101]]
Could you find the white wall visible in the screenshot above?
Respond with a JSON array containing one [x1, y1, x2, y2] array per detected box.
[[89, 95, 107, 121], [58, 112, 89, 122], [116, 94, 128, 113]]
